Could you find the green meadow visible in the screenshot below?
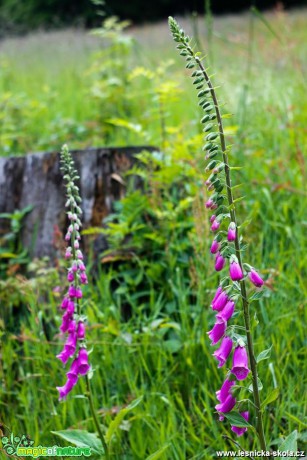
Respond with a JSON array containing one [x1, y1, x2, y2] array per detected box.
[[0, 9, 306, 459]]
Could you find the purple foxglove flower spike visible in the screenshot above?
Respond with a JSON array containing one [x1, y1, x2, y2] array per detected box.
[[210, 239, 219, 254], [227, 222, 236, 242], [207, 320, 226, 345], [212, 290, 228, 311], [213, 336, 233, 367], [56, 145, 91, 400], [249, 269, 264, 288], [215, 394, 236, 413], [216, 300, 235, 322], [229, 259, 244, 281], [215, 252, 225, 272], [232, 346, 250, 380], [216, 377, 236, 403], [231, 411, 249, 436]]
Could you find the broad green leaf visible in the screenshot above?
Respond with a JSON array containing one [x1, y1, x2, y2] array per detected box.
[[261, 388, 279, 408], [145, 443, 171, 460], [163, 339, 182, 354], [278, 430, 298, 459], [249, 290, 265, 302], [105, 397, 143, 444], [256, 346, 272, 363], [51, 429, 104, 455], [224, 412, 251, 428]]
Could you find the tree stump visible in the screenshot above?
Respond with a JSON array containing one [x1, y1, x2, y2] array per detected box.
[[0, 146, 155, 259]]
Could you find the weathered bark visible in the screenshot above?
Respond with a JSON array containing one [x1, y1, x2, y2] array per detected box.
[[0, 146, 155, 259]]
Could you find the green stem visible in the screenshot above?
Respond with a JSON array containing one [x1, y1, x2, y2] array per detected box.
[[192, 53, 267, 453], [86, 375, 109, 459]]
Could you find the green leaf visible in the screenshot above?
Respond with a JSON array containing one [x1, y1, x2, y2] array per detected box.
[[145, 443, 171, 460], [256, 346, 272, 363], [278, 430, 298, 459], [224, 412, 251, 428], [249, 290, 265, 302], [105, 397, 143, 444], [261, 388, 279, 408], [163, 339, 182, 353], [51, 430, 104, 455]]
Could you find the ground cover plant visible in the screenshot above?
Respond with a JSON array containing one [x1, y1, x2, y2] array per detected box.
[[0, 8, 306, 459]]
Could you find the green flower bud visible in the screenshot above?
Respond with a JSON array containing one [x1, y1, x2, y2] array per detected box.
[[206, 132, 219, 141], [204, 123, 214, 132], [201, 114, 211, 123]]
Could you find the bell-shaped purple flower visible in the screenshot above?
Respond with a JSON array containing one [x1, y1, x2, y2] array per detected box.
[[205, 198, 214, 209], [77, 321, 86, 339], [216, 300, 235, 322], [212, 290, 228, 311], [65, 247, 72, 259], [231, 411, 249, 436], [66, 300, 75, 315], [80, 272, 88, 284], [56, 346, 72, 365], [229, 259, 243, 281], [215, 394, 236, 413], [64, 332, 77, 357], [68, 285, 77, 298], [210, 239, 219, 254], [215, 252, 225, 272], [207, 320, 226, 345], [211, 219, 220, 232], [61, 297, 69, 309], [68, 319, 76, 333], [66, 358, 79, 384], [232, 346, 250, 380], [76, 348, 90, 375], [59, 311, 72, 333], [67, 271, 74, 282], [227, 222, 236, 242], [78, 261, 86, 271], [249, 269, 264, 288], [212, 286, 222, 304], [213, 336, 233, 367], [75, 287, 83, 299], [57, 376, 78, 401], [216, 377, 236, 403]]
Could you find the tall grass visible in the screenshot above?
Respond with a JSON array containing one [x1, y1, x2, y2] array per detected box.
[[0, 9, 306, 459]]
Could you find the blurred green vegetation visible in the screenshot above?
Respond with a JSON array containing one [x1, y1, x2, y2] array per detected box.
[[0, 11, 306, 459]]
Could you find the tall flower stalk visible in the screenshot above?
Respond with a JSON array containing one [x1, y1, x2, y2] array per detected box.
[[57, 145, 109, 458], [169, 17, 267, 450]]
